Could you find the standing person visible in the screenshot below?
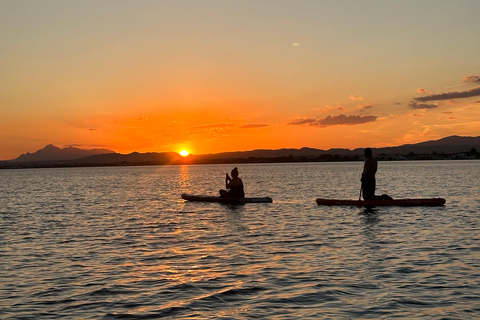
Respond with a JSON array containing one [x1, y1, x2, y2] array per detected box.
[[219, 167, 245, 198], [361, 148, 378, 200]]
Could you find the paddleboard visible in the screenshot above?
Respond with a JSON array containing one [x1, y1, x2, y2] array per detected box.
[[316, 198, 446, 207], [181, 193, 273, 204]]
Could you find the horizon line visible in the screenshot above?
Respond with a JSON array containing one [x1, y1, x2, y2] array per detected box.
[[3, 134, 479, 161]]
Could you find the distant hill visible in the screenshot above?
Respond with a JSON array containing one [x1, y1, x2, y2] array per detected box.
[[199, 147, 351, 160], [73, 151, 186, 165], [364, 135, 480, 155], [12, 144, 115, 162], [202, 135, 480, 160], [2, 135, 478, 168]]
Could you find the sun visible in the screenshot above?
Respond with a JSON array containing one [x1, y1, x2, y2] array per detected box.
[[179, 150, 189, 157]]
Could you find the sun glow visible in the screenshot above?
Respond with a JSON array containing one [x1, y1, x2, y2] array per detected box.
[[179, 150, 189, 157]]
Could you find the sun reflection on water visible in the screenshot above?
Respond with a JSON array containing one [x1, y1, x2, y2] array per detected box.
[[178, 165, 191, 194]]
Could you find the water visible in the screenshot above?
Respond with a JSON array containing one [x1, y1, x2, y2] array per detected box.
[[1, 161, 479, 319]]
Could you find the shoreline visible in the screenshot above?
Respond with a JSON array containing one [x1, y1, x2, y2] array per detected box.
[[1, 154, 478, 170]]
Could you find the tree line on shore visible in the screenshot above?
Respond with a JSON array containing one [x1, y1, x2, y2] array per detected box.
[[1, 148, 477, 169]]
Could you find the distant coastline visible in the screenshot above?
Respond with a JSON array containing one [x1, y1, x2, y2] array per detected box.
[[1, 135, 478, 169], [0, 151, 478, 170]]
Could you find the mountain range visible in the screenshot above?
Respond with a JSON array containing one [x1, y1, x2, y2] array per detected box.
[[13, 144, 115, 162], [199, 135, 479, 161], [2, 135, 479, 168]]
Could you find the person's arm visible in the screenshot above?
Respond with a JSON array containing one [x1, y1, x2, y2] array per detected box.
[[225, 174, 231, 189], [227, 177, 242, 189]]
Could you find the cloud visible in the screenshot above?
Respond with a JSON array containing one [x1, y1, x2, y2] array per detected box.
[[409, 101, 438, 109], [191, 123, 235, 129], [463, 75, 480, 83], [132, 116, 149, 121], [187, 123, 235, 135], [417, 88, 428, 94], [313, 106, 335, 114], [239, 123, 269, 129], [360, 104, 373, 109], [316, 114, 377, 126], [414, 86, 480, 102], [349, 94, 363, 101], [288, 118, 317, 125], [357, 104, 373, 115], [289, 114, 377, 127]]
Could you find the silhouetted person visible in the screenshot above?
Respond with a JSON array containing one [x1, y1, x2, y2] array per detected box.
[[361, 148, 378, 200], [219, 167, 245, 198]]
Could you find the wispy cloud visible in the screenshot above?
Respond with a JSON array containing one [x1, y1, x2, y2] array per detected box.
[[289, 114, 377, 127], [316, 114, 377, 126], [349, 94, 363, 101], [414, 86, 480, 102], [85, 115, 150, 124], [463, 75, 480, 83], [288, 118, 317, 126], [409, 101, 438, 109], [239, 123, 269, 129], [359, 104, 373, 110], [191, 123, 235, 129], [357, 104, 373, 114], [187, 123, 235, 135], [187, 122, 268, 134]]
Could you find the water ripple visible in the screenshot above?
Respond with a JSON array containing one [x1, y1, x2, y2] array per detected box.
[[1, 162, 479, 319]]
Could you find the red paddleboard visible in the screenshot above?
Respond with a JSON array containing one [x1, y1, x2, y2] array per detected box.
[[182, 193, 273, 204], [316, 198, 446, 207]]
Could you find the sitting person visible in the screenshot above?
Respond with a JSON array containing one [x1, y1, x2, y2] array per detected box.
[[219, 167, 245, 198]]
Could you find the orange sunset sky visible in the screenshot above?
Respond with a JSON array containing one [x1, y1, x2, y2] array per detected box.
[[1, 1, 480, 160]]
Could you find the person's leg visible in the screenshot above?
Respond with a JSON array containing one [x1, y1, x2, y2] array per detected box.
[[219, 189, 229, 198], [363, 191, 375, 200], [362, 178, 376, 200]]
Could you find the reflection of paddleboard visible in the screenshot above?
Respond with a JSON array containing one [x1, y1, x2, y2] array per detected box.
[[316, 198, 446, 207], [181, 193, 273, 204]]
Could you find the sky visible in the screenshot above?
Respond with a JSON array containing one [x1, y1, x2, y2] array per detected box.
[[1, 0, 479, 160]]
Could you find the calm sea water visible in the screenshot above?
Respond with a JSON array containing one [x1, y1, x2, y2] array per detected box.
[[1, 161, 479, 319]]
